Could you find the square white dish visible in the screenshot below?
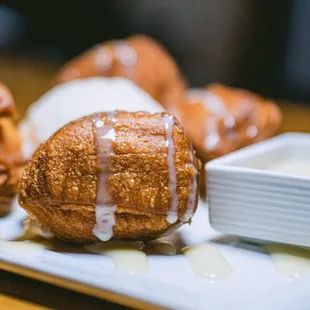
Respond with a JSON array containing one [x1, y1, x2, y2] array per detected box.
[[1, 199, 310, 310], [206, 132, 310, 247]]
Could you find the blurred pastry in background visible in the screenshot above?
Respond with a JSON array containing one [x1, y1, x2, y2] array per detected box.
[[0, 82, 16, 117], [173, 83, 281, 162], [0, 82, 24, 216], [18, 77, 164, 159], [51, 34, 281, 162], [19, 111, 200, 243], [52, 35, 187, 109], [20, 34, 281, 195]]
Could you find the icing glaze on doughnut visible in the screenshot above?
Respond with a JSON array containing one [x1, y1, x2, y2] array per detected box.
[[186, 89, 236, 151], [92, 112, 117, 241], [183, 143, 198, 222], [162, 114, 179, 224]]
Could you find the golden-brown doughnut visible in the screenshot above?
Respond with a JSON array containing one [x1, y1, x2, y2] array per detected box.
[[53, 35, 187, 109], [170, 83, 281, 191], [0, 82, 24, 216], [173, 83, 282, 163], [19, 111, 201, 243]]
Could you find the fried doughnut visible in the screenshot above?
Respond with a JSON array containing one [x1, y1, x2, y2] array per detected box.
[[52, 35, 187, 109], [170, 84, 281, 191], [19, 111, 201, 243], [0, 82, 24, 216], [173, 83, 282, 162]]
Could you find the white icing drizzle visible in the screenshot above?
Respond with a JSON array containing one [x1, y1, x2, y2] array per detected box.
[[162, 114, 179, 224], [186, 89, 235, 151], [94, 47, 113, 71], [202, 91, 227, 117], [182, 144, 198, 222], [246, 124, 258, 138], [203, 91, 235, 151], [94, 41, 137, 77], [204, 117, 220, 151], [92, 112, 117, 242], [265, 244, 310, 279], [186, 89, 227, 117], [224, 115, 235, 128], [115, 42, 137, 66]]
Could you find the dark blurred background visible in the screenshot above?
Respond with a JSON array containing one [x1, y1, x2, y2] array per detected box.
[[1, 0, 310, 102], [1, 2, 310, 309]]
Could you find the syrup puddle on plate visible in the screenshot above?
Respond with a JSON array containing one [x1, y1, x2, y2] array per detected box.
[[18, 217, 88, 254], [151, 240, 177, 256], [85, 241, 148, 275], [182, 244, 232, 281], [4, 214, 310, 283], [17, 218, 53, 242], [0, 217, 52, 256], [265, 244, 310, 279], [0, 217, 82, 256], [2, 216, 235, 280]]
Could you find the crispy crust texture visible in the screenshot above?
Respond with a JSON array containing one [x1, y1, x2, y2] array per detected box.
[[19, 111, 201, 243], [52, 35, 187, 109], [0, 83, 24, 216]]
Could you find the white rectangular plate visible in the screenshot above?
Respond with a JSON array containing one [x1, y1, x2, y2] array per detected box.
[[0, 199, 310, 310]]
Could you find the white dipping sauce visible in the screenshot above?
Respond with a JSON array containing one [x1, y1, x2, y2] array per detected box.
[[266, 159, 310, 177], [19, 77, 164, 159]]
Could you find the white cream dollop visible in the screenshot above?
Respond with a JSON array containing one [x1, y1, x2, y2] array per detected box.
[[19, 77, 164, 159]]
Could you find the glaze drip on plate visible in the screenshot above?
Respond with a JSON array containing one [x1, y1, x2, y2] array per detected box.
[[162, 114, 179, 224], [265, 244, 310, 279], [151, 240, 177, 256], [92, 112, 117, 241], [85, 241, 148, 275], [183, 244, 232, 281]]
